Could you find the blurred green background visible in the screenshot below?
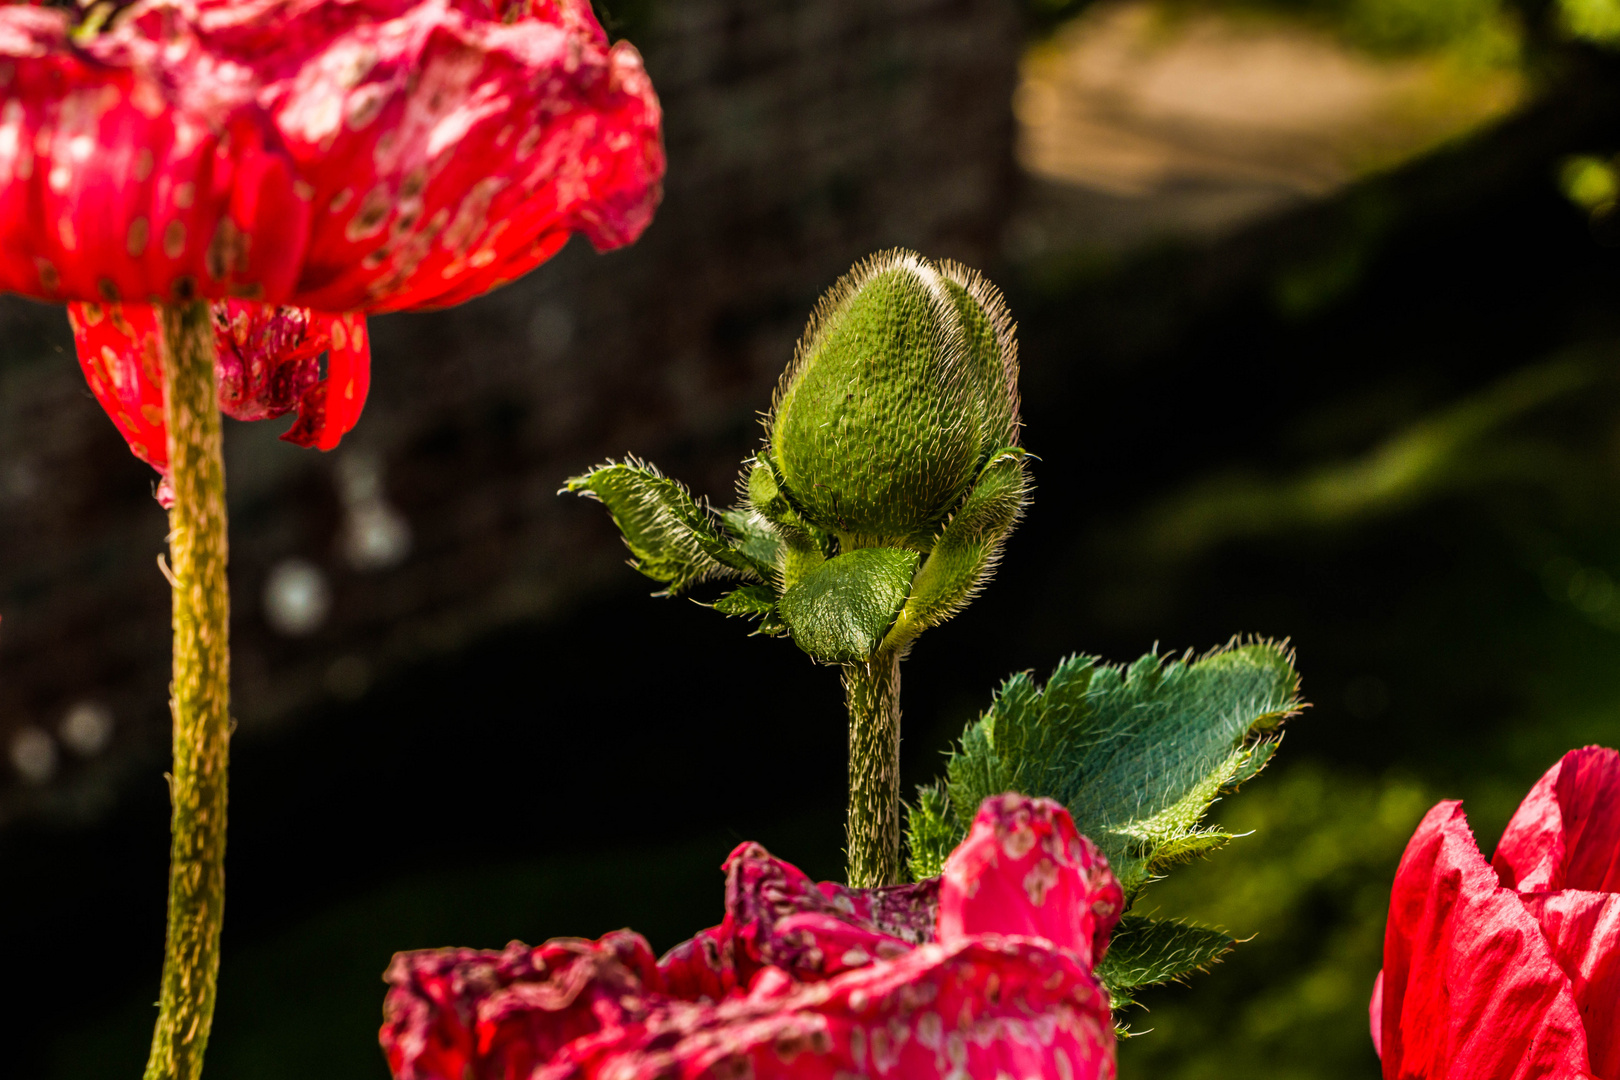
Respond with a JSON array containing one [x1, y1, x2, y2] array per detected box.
[[21, 0, 1620, 1077]]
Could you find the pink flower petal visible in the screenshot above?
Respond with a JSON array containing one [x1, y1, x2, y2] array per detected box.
[[1495, 746, 1620, 894], [1376, 800, 1590, 1078], [657, 841, 940, 999], [381, 931, 662, 1080], [938, 793, 1124, 967], [558, 938, 1115, 1080]]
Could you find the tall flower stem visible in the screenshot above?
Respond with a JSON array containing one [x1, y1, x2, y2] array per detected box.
[[144, 300, 230, 1080], [843, 648, 902, 888]]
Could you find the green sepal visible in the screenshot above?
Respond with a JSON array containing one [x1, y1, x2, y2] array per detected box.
[[777, 547, 921, 663], [745, 455, 829, 592], [710, 583, 788, 636], [907, 641, 1302, 899], [884, 448, 1028, 651], [1098, 914, 1237, 1018], [565, 460, 759, 595]]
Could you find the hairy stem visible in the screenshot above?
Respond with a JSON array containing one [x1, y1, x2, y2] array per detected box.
[[144, 300, 230, 1080], [843, 649, 902, 887]]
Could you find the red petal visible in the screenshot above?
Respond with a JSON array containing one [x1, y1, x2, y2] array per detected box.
[[379, 931, 661, 1080], [1495, 747, 1620, 894], [1378, 800, 1590, 1079], [214, 302, 325, 422], [0, 7, 310, 305], [157, 0, 663, 313], [278, 312, 371, 450], [1, 0, 660, 313], [657, 841, 939, 998], [938, 793, 1124, 968], [1521, 889, 1620, 1078], [67, 301, 173, 499], [560, 938, 1116, 1080]]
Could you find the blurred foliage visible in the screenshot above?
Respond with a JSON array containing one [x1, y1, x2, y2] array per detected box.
[[1026, 0, 1522, 58], [1115, 765, 1432, 1073], [1560, 0, 1620, 44]]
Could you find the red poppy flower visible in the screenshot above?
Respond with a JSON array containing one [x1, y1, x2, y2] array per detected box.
[[1371, 745, 1620, 1078], [381, 794, 1124, 1080], [1, 0, 662, 483]]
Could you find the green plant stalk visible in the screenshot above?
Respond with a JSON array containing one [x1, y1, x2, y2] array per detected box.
[[843, 648, 902, 887], [144, 301, 230, 1080]]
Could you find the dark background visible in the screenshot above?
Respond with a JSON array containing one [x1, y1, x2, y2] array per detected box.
[[7, 0, 1620, 1075]]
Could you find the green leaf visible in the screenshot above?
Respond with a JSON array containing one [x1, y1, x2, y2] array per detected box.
[[776, 547, 920, 663], [712, 583, 776, 617], [565, 460, 758, 595], [710, 583, 788, 636], [914, 640, 1302, 898], [905, 781, 957, 881], [1097, 914, 1236, 1003], [720, 507, 782, 581]]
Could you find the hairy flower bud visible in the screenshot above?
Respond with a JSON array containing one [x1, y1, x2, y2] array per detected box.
[[766, 250, 1020, 550]]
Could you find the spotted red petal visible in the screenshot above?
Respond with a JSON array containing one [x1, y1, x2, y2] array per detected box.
[[0, 6, 311, 306], [68, 300, 170, 494], [657, 841, 940, 998], [938, 793, 1124, 968], [1375, 800, 1590, 1079], [1494, 746, 1620, 894], [381, 931, 662, 1080], [555, 938, 1115, 1080], [1, 0, 662, 312]]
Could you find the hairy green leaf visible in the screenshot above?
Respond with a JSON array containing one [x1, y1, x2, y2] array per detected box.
[[906, 781, 957, 880], [565, 460, 758, 595], [909, 641, 1302, 898], [1098, 914, 1236, 1005], [710, 584, 788, 636], [777, 547, 920, 663]]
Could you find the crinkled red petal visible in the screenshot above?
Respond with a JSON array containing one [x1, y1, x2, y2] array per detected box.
[[1495, 746, 1620, 894], [381, 931, 661, 1080], [1520, 888, 1620, 1078], [938, 792, 1124, 968], [1376, 800, 1590, 1079], [0, 7, 310, 305], [657, 840, 939, 999], [558, 938, 1115, 1080], [1, 0, 662, 312]]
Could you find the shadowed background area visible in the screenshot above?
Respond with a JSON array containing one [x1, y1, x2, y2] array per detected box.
[[7, 0, 1620, 1076]]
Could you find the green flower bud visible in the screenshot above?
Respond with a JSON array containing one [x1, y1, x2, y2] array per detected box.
[[766, 249, 1020, 550]]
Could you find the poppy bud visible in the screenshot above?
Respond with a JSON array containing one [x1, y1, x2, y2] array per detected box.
[[766, 249, 1020, 550]]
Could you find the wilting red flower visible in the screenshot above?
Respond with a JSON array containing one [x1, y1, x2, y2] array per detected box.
[[1371, 745, 1620, 1078], [381, 794, 1124, 1080], [0, 0, 662, 486]]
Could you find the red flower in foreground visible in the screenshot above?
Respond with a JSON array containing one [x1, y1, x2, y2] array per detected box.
[[1, 0, 662, 488], [381, 794, 1124, 1080], [1371, 745, 1620, 1078]]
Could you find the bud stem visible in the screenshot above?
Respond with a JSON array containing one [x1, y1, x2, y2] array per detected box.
[[843, 649, 902, 887], [144, 300, 231, 1080]]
